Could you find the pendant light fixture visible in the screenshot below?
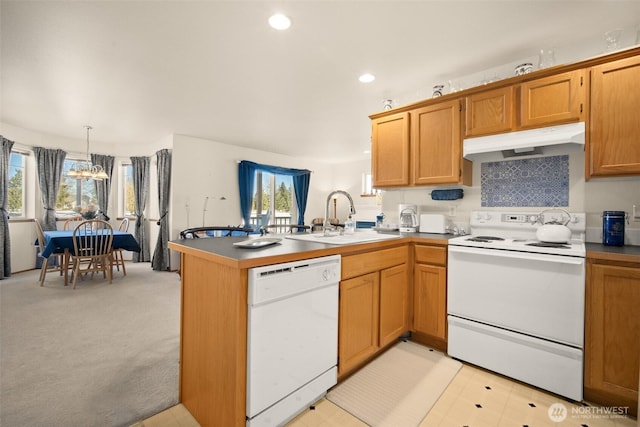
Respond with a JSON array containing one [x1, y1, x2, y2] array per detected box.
[[67, 125, 109, 181]]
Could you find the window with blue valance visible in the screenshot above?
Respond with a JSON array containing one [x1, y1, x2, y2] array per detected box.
[[238, 160, 311, 229]]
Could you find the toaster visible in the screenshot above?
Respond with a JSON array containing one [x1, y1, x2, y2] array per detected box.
[[419, 214, 453, 234]]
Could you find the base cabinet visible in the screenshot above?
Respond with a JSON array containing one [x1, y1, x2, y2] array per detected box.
[[412, 244, 448, 351], [585, 259, 640, 416], [338, 246, 409, 378]]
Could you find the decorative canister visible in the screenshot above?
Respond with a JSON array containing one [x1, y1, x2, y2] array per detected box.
[[514, 63, 533, 76], [432, 85, 444, 97], [602, 211, 626, 246]]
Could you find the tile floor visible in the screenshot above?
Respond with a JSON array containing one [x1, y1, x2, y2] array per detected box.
[[136, 364, 638, 427]]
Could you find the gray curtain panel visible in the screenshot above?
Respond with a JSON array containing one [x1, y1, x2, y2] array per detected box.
[[0, 136, 15, 279], [152, 149, 171, 271], [131, 156, 150, 262], [90, 153, 114, 219], [34, 147, 66, 231]]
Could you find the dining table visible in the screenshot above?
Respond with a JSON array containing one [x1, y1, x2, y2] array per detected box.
[[40, 230, 141, 285]]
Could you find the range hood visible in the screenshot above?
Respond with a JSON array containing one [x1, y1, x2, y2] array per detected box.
[[463, 122, 585, 158]]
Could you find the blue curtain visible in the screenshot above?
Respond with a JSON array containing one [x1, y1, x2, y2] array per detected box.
[[238, 161, 256, 227], [238, 160, 311, 227], [292, 173, 310, 225]]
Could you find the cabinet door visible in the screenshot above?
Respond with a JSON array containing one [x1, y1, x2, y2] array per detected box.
[[413, 263, 447, 343], [411, 100, 463, 185], [585, 262, 640, 413], [379, 264, 408, 347], [338, 272, 380, 376], [465, 86, 514, 137], [519, 69, 585, 128], [589, 55, 640, 177], [371, 112, 410, 187]]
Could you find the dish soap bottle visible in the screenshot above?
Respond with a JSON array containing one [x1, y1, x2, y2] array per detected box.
[[344, 215, 355, 234]]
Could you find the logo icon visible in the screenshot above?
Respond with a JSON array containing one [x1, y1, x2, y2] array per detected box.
[[548, 402, 568, 422]]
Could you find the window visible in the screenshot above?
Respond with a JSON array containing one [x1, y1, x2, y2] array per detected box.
[[56, 158, 98, 215], [252, 171, 294, 229], [8, 152, 25, 218], [122, 163, 135, 216], [361, 172, 378, 197]]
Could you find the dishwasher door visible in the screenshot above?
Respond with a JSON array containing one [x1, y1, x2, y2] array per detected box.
[[246, 255, 340, 425]]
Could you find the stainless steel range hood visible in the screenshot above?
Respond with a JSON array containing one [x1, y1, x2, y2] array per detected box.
[[463, 122, 585, 158]]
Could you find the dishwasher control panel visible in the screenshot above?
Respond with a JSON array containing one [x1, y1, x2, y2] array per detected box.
[[248, 255, 341, 306]]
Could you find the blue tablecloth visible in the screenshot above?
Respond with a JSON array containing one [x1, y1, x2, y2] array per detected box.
[[41, 230, 141, 258]]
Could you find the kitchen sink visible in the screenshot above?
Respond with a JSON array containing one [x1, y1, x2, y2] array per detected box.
[[285, 230, 401, 245]]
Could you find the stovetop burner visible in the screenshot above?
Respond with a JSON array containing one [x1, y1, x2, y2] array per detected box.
[[526, 242, 570, 249], [466, 236, 505, 242]]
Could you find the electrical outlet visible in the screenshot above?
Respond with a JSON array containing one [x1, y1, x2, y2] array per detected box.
[[448, 205, 457, 217], [633, 204, 640, 222]]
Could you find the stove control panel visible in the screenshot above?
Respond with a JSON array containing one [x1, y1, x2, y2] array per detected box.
[[502, 214, 529, 223], [470, 211, 586, 235]]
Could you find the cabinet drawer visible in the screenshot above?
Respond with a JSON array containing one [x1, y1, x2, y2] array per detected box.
[[342, 246, 408, 279], [414, 244, 447, 266]]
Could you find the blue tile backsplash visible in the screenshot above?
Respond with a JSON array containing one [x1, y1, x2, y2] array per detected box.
[[481, 155, 569, 207]]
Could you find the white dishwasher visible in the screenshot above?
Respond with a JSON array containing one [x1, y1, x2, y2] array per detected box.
[[246, 254, 340, 427]]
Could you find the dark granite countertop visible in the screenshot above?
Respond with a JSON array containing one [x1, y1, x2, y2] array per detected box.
[[586, 242, 640, 263], [168, 231, 454, 269]]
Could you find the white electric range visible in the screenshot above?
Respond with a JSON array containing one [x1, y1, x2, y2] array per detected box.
[[447, 210, 586, 402]]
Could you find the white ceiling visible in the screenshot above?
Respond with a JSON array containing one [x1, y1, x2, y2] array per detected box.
[[2, 1, 640, 162]]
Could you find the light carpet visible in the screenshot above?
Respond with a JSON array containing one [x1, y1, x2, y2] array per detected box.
[[0, 263, 181, 427], [327, 340, 462, 427]]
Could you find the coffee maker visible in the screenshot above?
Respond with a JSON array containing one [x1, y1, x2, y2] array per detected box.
[[398, 204, 418, 232]]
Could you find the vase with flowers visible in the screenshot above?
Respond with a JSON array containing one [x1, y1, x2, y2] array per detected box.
[[74, 204, 98, 220]]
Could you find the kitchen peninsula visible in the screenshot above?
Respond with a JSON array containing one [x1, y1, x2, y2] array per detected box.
[[169, 235, 640, 426], [168, 233, 448, 426]]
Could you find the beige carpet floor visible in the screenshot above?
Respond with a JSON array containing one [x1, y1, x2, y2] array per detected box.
[[0, 263, 181, 427], [327, 341, 462, 427]]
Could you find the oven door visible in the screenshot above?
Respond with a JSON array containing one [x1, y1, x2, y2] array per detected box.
[[447, 245, 585, 347]]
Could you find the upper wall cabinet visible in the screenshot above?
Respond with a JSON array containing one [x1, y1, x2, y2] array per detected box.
[[371, 112, 410, 187], [519, 69, 586, 128], [465, 70, 586, 138], [588, 55, 640, 178], [411, 100, 471, 186], [371, 100, 471, 188], [465, 86, 515, 137]]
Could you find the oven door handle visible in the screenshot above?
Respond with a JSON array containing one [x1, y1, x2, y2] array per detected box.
[[448, 245, 585, 265]]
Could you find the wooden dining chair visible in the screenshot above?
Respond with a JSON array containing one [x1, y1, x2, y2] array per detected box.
[[111, 218, 129, 276], [69, 219, 114, 289], [63, 216, 83, 230], [34, 219, 65, 286]]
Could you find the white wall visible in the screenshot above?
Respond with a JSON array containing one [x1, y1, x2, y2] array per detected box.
[[330, 157, 381, 222], [169, 134, 337, 267]]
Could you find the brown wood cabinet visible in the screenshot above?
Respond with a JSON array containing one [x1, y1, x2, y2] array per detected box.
[[465, 70, 585, 138], [519, 69, 585, 128], [465, 86, 515, 137], [370, 100, 471, 188], [585, 257, 640, 416], [371, 112, 410, 187], [411, 244, 448, 351], [588, 55, 640, 178], [338, 246, 409, 377], [411, 100, 471, 186]]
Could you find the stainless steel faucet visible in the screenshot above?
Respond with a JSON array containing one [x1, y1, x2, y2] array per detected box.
[[324, 190, 356, 236]]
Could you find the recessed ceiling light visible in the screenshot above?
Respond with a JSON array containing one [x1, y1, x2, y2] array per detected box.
[[269, 13, 291, 30], [359, 73, 375, 83]]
